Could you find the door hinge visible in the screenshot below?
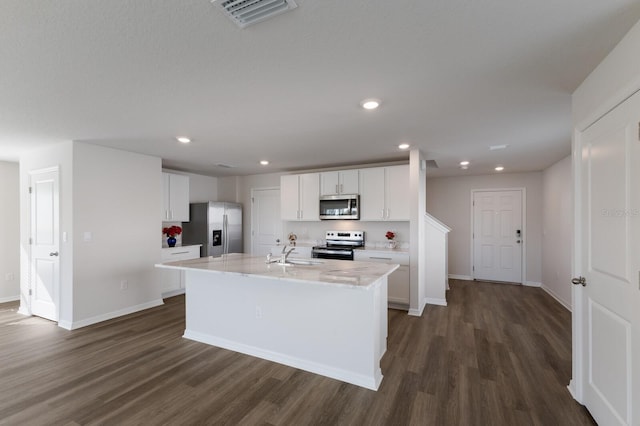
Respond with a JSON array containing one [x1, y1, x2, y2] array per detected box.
[[251, 197, 254, 203], [28, 289, 32, 296], [28, 186, 32, 194], [473, 266, 475, 271], [29, 237, 32, 245]]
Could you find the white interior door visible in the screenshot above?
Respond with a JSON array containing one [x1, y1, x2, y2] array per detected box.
[[472, 190, 523, 283], [29, 167, 60, 322], [575, 90, 640, 425], [251, 188, 281, 256]]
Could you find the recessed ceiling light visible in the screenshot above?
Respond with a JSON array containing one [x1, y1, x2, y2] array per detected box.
[[398, 143, 410, 150], [360, 98, 380, 110], [489, 144, 508, 150], [495, 166, 504, 171], [260, 160, 269, 166], [460, 161, 470, 166], [176, 137, 191, 144]]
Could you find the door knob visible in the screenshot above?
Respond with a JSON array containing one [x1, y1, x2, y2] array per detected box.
[[49, 251, 59, 257], [571, 276, 586, 286]]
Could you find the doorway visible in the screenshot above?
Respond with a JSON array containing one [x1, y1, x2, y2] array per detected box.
[[28, 166, 60, 322], [471, 189, 524, 283], [251, 188, 281, 256]]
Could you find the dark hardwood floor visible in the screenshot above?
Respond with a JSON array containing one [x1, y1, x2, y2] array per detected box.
[[0, 280, 595, 425]]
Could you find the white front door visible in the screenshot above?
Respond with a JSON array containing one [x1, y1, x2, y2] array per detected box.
[[472, 190, 523, 283], [251, 188, 282, 256], [29, 167, 60, 322], [574, 89, 640, 425]]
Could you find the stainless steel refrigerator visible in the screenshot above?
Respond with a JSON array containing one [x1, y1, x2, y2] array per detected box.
[[181, 202, 243, 257]]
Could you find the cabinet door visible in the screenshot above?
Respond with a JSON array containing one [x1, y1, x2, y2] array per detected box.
[[340, 169, 359, 194], [168, 173, 190, 221], [320, 171, 340, 196], [162, 173, 171, 220], [359, 167, 386, 221], [299, 173, 319, 221], [280, 175, 300, 220], [385, 165, 410, 221], [388, 265, 410, 305]]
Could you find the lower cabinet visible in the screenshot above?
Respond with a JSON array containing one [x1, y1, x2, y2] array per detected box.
[[354, 251, 410, 308], [160, 245, 201, 297]]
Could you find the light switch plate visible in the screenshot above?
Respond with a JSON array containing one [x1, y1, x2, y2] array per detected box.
[[83, 231, 92, 242]]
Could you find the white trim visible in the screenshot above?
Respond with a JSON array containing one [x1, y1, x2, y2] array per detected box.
[[448, 274, 472, 281], [408, 298, 427, 317], [541, 285, 571, 312], [0, 295, 20, 304], [183, 330, 382, 391], [17, 306, 30, 316], [62, 299, 164, 330], [162, 288, 185, 299], [523, 281, 541, 287], [425, 297, 447, 307], [470, 188, 526, 284], [424, 212, 451, 233]]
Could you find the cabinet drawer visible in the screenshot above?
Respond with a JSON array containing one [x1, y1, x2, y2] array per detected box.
[[354, 251, 409, 266], [161, 246, 201, 262]]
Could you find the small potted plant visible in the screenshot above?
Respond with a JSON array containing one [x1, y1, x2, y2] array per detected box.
[[163, 225, 182, 247], [385, 231, 397, 249]]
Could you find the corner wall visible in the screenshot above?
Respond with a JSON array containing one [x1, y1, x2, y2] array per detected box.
[[541, 156, 572, 309], [0, 161, 20, 302]]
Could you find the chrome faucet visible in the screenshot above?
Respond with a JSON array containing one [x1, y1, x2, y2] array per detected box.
[[281, 245, 295, 264]]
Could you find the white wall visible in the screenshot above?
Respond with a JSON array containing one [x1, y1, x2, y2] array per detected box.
[[573, 19, 640, 128], [0, 161, 20, 302], [426, 172, 543, 284], [73, 143, 162, 325], [541, 156, 572, 309]]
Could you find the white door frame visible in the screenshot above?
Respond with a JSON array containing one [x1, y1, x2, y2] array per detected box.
[[27, 166, 60, 322], [250, 187, 281, 255], [470, 188, 526, 284]]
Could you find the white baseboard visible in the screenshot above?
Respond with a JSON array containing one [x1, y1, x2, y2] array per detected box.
[[58, 320, 72, 330], [425, 297, 447, 307], [0, 295, 20, 304], [67, 299, 164, 330], [183, 330, 382, 391], [162, 288, 186, 299], [17, 306, 30, 316], [541, 285, 571, 312], [408, 298, 427, 317], [448, 274, 472, 281], [523, 281, 542, 287]]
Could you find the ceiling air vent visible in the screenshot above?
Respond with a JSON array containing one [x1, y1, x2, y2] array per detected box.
[[212, 0, 298, 29]]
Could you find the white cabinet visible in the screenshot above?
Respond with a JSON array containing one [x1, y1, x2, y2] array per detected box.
[[162, 172, 190, 222], [359, 165, 409, 221], [355, 250, 410, 307], [280, 173, 320, 221], [320, 170, 359, 196], [160, 245, 201, 297]]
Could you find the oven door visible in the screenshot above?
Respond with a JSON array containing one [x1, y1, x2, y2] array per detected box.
[[312, 248, 354, 261], [319, 195, 359, 220]]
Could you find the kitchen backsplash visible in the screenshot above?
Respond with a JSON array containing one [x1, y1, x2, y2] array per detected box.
[[284, 221, 410, 249]]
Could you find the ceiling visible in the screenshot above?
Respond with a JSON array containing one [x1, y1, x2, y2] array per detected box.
[[2, 1, 640, 177]]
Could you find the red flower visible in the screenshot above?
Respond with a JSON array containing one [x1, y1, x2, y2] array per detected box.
[[385, 231, 395, 240], [163, 225, 182, 237]]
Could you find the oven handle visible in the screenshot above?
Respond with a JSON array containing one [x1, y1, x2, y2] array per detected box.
[[312, 249, 352, 255]]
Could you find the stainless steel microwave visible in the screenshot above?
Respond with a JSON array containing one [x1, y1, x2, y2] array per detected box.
[[319, 194, 360, 220]]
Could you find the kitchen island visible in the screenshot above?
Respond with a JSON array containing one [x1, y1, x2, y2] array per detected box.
[[156, 253, 398, 390]]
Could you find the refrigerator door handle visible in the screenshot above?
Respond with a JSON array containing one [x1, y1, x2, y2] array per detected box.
[[223, 214, 228, 254]]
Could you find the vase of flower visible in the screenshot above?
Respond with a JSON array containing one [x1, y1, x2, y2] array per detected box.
[[385, 231, 397, 249], [163, 225, 182, 248]]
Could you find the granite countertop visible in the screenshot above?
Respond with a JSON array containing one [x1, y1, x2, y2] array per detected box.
[[156, 253, 398, 289]]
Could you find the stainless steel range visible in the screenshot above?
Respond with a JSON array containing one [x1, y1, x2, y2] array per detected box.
[[312, 231, 364, 261]]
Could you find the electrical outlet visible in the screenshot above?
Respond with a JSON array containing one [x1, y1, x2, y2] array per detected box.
[[255, 306, 262, 319], [5, 273, 14, 281], [120, 280, 128, 290]]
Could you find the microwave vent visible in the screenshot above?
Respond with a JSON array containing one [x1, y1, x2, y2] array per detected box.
[[212, 0, 298, 28]]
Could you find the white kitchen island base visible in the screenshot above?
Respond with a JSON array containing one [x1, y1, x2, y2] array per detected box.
[[182, 268, 388, 390]]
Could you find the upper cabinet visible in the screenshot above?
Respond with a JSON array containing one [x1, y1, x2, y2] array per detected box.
[[359, 165, 409, 221], [280, 173, 320, 221], [162, 172, 190, 222], [320, 170, 359, 196]]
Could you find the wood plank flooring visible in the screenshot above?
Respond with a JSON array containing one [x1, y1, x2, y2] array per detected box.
[[0, 280, 595, 425]]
